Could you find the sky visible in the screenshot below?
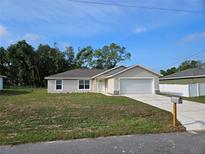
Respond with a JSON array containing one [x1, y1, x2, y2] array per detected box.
[[0, 0, 205, 72]]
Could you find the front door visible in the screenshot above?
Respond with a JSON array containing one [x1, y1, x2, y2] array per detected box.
[[98, 80, 105, 93]]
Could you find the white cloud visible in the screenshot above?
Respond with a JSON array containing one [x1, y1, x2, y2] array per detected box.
[[133, 27, 147, 34], [181, 31, 205, 43], [0, 24, 10, 38], [0, 0, 204, 39], [22, 33, 41, 41], [0, 0, 125, 36]]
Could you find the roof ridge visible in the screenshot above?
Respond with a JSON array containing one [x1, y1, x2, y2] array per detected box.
[[0, 75, 6, 78], [45, 67, 106, 79], [163, 68, 204, 77], [105, 64, 161, 78], [91, 65, 126, 79], [74, 68, 104, 69], [160, 67, 205, 80]]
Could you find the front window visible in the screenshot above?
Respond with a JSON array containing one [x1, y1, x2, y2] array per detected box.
[[79, 80, 90, 90], [56, 80, 62, 90]]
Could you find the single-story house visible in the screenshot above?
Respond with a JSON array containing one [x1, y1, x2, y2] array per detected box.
[[0, 75, 6, 90], [160, 68, 205, 97], [45, 65, 160, 95]]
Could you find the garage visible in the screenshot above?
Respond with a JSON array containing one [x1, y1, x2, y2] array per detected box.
[[120, 78, 153, 94]]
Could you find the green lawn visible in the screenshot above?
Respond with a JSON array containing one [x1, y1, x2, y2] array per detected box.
[[0, 88, 185, 145], [183, 96, 205, 104], [159, 93, 205, 104]]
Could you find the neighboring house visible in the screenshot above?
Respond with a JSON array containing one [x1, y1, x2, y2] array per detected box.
[[45, 65, 160, 95], [160, 68, 205, 97], [0, 75, 6, 90]]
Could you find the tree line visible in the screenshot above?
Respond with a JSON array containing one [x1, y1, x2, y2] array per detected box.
[[160, 60, 205, 76], [0, 40, 131, 87]]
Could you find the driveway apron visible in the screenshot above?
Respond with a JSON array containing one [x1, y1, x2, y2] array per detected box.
[[124, 94, 205, 131]]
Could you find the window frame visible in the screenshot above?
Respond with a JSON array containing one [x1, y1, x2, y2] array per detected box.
[[55, 80, 63, 91], [78, 79, 90, 90]]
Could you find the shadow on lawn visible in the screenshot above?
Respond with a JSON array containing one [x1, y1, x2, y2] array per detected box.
[[0, 89, 31, 96]]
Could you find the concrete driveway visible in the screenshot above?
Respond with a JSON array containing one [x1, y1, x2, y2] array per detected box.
[[124, 94, 205, 131]]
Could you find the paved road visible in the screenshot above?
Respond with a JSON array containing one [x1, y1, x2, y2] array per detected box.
[[0, 131, 205, 154], [124, 94, 205, 130]]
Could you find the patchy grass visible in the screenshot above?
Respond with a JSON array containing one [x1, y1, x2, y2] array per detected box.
[[182, 96, 205, 104], [159, 93, 205, 104], [0, 88, 185, 145]]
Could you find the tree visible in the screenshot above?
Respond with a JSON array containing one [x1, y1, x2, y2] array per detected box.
[[160, 67, 177, 76], [0, 47, 9, 76], [0, 41, 132, 87], [178, 60, 202, 71], [36, 44, 68, 87], [65, 46, 76, 69], [160, 60, 203, 76], [76, 46, 93, 68], [7, 40, 36, 86], [93, 43, 131, 69]]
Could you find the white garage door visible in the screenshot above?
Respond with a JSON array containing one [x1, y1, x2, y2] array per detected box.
[[120, 79, 153, 94]]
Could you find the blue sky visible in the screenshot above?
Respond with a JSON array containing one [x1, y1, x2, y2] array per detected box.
[[0, 0, 205, 72]]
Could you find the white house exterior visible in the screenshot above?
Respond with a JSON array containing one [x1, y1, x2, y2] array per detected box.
[[159, 83, 205, 97], [45, 65, 161, 95], [0, 75, 6, 90], [160, 68, 205, 97]]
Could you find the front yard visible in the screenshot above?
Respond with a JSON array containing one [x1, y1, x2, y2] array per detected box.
[[183, 96, 205, 104], [159, 93, 205, 104], [0, 88, 185, 145]]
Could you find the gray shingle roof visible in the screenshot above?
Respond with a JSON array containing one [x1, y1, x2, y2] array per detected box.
[[95, 66, 127, 78], [160, 68, 205, 80], [0, 75, 6, 78], [45, 68, 106, 79]]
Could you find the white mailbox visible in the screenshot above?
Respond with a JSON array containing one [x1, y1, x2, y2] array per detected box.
[[171, 96, 182, 104]]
